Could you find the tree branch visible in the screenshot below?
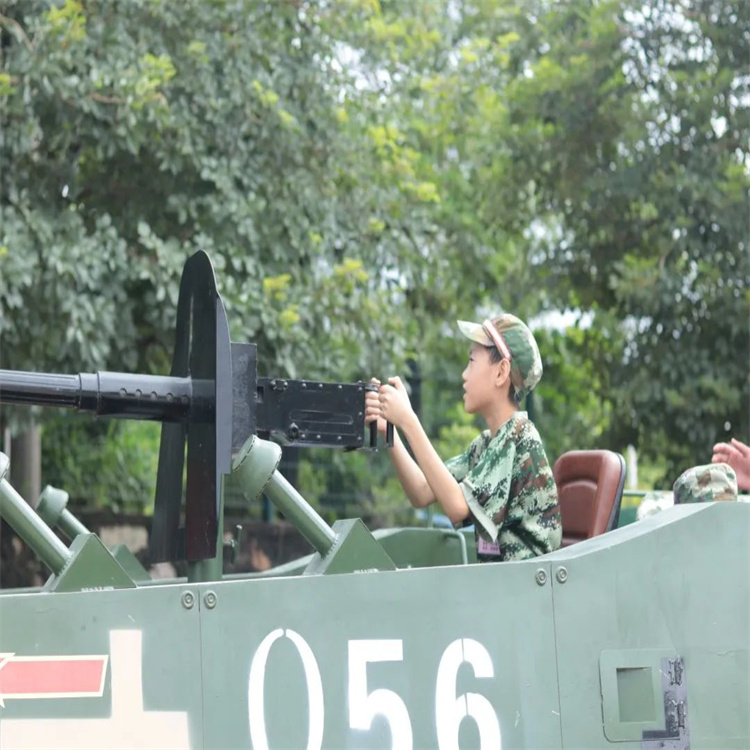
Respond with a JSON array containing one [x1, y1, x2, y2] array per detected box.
[[0, 13, 33, 51], [90, 92, 124, 105]]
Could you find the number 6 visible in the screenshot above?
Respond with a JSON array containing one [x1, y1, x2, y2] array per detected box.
[[435, 639, 501, 750]]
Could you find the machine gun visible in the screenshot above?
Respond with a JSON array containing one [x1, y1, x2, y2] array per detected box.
[[0, 250, 393, 583]]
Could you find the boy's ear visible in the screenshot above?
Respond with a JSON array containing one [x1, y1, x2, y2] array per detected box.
[[495, 358, 511, 388]]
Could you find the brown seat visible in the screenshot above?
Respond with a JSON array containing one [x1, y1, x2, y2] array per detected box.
[[553, 450, 626, 547]]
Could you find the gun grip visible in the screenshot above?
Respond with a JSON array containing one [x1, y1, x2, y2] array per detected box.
[[386, 422, 394, 448]]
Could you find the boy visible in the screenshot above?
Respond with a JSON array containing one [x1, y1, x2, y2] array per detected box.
[[365, 313, 561, 562]]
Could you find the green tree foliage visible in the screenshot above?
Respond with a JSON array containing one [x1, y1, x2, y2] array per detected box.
[[41, 415, 159, 511], [0, 0, 420, 380], [495, 0, 750, 478]]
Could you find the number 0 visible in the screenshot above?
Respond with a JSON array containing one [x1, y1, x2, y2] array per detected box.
[[248, 629, 324, 750]]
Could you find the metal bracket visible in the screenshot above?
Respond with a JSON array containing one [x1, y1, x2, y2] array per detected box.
[[642, 657, 690, 749], [600, 650, 690, 747]]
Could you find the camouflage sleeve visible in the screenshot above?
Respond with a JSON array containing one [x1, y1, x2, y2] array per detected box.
[[497, 422, 561, 559], [444, 433, 485, 484], [444, 451, 470, 484], [454, 436, 516, 542]]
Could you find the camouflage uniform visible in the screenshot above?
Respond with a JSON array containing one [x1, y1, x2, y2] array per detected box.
[[672, 463, 738, 504], [445, 412, 561, 562]]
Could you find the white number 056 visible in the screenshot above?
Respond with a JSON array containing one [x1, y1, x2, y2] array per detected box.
[[247, 631, 501, 750]]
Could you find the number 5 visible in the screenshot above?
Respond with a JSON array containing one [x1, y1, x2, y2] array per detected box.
[[348, 640, 413, 749], [436, 638, 502, 749]]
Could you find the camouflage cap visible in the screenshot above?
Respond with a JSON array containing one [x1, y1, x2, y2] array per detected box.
[[457, 313, 543, 401], [672, 463, 738, 504], [636, 490, 674, 520]]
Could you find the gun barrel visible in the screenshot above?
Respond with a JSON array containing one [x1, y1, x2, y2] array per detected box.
[[0, 369, 197, 423], [0, 370, 81, 408]]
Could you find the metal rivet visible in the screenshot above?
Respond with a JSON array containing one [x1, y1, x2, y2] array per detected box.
[[181, 591, 195, 609], [204, 591, 217, 609], [535, 569, 547, 586], [556, 567, 568, 584]]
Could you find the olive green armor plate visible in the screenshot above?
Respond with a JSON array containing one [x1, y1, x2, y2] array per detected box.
[[0, 502, 747, 750]]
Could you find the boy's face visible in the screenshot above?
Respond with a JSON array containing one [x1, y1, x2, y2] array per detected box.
[[461, 344, 509, 414]]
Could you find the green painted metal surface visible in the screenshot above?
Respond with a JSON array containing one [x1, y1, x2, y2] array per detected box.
[[44, 533, 137, 593], [374, 527, 477, 567], [37, 485, 89, 540], [197, 556, 561, 749], [0, 585, 203, 748], [303, 518, 396, 574], [544, 502, 749, 749], [1, 503, 747, 749]]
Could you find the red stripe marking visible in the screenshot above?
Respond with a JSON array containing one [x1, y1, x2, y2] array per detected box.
[[0, 658, 106, 696]]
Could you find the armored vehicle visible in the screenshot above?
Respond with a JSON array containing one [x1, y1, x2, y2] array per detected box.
[[0, 252, 747, 749]]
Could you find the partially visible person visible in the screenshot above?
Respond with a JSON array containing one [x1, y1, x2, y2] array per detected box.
[[366, 312, 561, 562], [637, 462, 738, 520], [636, 490, 674, 521], [672, 463, 738, 504], [711, 438, 750, 492]]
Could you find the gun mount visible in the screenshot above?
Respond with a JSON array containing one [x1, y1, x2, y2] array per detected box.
[[0, 251, 381, 576], [0, 453, 136, 592]]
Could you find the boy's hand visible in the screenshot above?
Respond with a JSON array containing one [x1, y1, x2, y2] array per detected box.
[[365, 377, 388, 436], [712, 438, 750, 492], [378, 377, 414, 429]]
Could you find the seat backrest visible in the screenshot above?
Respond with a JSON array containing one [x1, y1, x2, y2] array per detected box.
[[553, 450, 626, 547]]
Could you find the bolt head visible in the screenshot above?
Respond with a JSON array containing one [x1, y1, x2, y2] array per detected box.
[[555, 567, 568, 583], [535, 569, 548, 586], [181, 591, 195, 609], [204, 591, 217, 609]]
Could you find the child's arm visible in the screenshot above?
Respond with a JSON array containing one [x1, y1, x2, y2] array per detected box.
[[378, 378, 470, 525], [398, 412, 470, 524], [386, 430, 436, 508]]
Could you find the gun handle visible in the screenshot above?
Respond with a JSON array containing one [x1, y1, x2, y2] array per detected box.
[[369, 420, 378, 448], [386, 422, 394, 448]]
